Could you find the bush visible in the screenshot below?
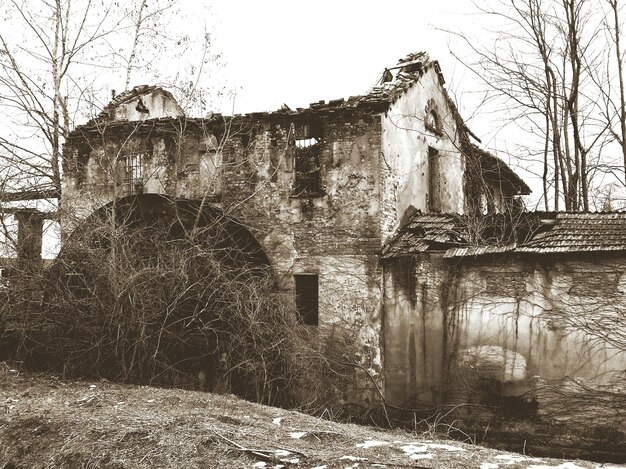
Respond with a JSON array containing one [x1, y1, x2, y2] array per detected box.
[[0, 199, 362, 412]]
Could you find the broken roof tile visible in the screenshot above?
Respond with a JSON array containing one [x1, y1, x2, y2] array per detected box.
[[387, 210, 626, 260], [382, 211, 466, 258]]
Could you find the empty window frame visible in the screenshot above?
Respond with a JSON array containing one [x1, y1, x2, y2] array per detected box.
[[292, 123, 322, 197], [295, 274, 319, 326], [428, 146, 442, 212], [0, 267, 9, 289], [569, 271, 622, 297], [120, 152, 144, 195], [424, 99, 443, 136]]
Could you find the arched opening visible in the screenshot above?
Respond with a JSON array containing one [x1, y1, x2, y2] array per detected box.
[[63, 194, 270, 268], [35, 195, 290, 402]]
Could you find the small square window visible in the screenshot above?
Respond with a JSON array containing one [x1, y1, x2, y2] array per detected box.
[[295, 274, 318, 326]]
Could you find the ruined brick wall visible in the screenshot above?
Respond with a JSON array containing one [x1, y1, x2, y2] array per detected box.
[[217, 113, 385, 400], [62, 109, 386, 397]]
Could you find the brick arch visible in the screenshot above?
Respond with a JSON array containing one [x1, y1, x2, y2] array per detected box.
[[50, 194, 276, 394], [59, 193, 271, 269]]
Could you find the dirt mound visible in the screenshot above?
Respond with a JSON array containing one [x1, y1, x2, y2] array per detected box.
[[0, 366, 618, 468]]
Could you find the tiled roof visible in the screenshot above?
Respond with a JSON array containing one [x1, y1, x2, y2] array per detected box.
[[386, 211, 626, 259], [444, 244, 517, 258], [85, 54, 438, 130], [516, 212, 626, 254], [382, 211, 466, 258], [233, 52, 439, 119], [367, 52, 442, 105]]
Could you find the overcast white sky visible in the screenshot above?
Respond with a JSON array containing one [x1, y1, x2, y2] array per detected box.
[[193, 1, 546, 199], [202, 1, 535, 185], [208, 1, 478, 113]]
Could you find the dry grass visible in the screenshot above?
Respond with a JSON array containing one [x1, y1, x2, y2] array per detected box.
[[0, 366, 614, 468]]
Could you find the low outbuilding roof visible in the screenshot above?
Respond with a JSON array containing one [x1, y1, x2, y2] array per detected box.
[[384, 210, 626, 259]]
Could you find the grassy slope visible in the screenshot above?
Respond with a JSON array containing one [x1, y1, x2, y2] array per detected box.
[[0, 368, 621, 469]]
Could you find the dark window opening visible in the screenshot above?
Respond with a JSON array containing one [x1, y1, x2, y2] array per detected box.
[[425, 110, 439, 133], [428, 146, 441, 212], [0, 267, 9, 289], [119, 152, 144, 195], [292, 123, 322, 197], [294, 148, 321, 196], [424, 99, 443, 136], [295, 274, 318, 326]]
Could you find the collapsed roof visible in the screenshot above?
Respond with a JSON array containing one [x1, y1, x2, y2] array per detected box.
[[69, 52, 529, 197]]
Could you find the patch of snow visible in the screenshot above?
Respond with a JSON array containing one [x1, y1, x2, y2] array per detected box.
[[310, 466, 327, 469], [356, 440, 388, 449], [427, 443, 465, 452], [274, 449, 290, 457], [495, 455, 543, 464], [481, 464, 499, 469], [400, 444, 429, 456], [289, 431, 307, 439], [146, 399, 154, 403], [528, 464, 586, 469], [272, 417, 283, 426], [283, 458, 299, 464], [273, 466, 284, 469], [252, 463, 266, 468], [410, 453, 434, 460], [340, 455, 367, 461]]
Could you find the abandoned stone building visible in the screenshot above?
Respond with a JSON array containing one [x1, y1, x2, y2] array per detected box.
[[54, 51, 626, 450]]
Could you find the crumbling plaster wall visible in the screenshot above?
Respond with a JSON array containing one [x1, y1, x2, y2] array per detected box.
[[112, 89, 184, 122], [380, 69, 465, 239], [383, 254, 448, 407], [384, 253, 626, 424], [453, 257, 626, 386]]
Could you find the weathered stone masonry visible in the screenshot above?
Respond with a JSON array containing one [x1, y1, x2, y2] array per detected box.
[[62, 89, 393, 397], [61, 53, 531, 403]]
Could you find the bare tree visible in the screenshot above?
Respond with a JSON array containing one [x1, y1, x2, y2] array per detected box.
[[451, 0, 613, 211], [0, 0, 219, 198], [603, 0, 626, 186]]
